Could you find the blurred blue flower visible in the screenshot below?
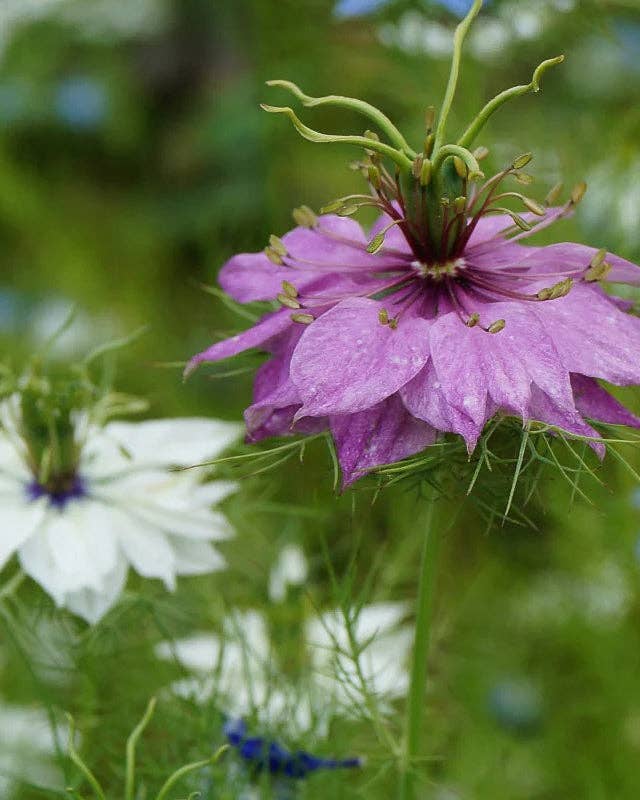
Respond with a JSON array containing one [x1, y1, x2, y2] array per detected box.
[[0, 80, 31, 126], [334, 0, 392, 18], [54, 76, 108, 130], [224, 719, 362, 779], [334, 0, 483, 18], [432, 0, 483, 16], [0, 289, 26, 332], [612, 19, 640, 73], [488, 679, 542, 735]]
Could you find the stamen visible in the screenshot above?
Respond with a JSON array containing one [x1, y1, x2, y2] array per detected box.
[[487, 319, 506, 334], [570, 181, 587, 204], [584, 249, 611, 282], [265, 247, 284, 265], [292, 205, 317, 228], [366, 218, 408, 254], [269, 235, 288, 256], [277, 293, 301, 310], [281, 280, 298, 298], [291, 313, 314, 324], [545, 182, 564, 206]]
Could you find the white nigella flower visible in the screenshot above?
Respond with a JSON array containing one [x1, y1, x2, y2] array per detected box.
[[268, 544, 308, 603], [0, 393, 241, 624], [155, 602, 411, 735], [0, 701, 65, 797]]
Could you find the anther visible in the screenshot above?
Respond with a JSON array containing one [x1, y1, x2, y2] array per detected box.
[[512, 153, 533, 170], [378, 308, 389, 325], [291, 313, 314, 324], [420, 159, 432, 186], [584, 249, 611, 282], [368, 165, 382, 190], [522, 197, 546, 216], [367, 232, 385, 254], [453, 156, 468, 178], [454, 196, 467, 215], [466, 312, 479, 328], [570, 181, 587, 204], [487, 319, 506, 334], [277, 293, 301, 309], [514, 172, 534, 185], [265, 247, 284, 265], [292, 205, 317, 228], [269, 235, 288, 256], [412, 154, 424, 179], [473, 146, 489, 161], [423, 133, 435, 157], [545, 182, 564, 206], [425, 106, 436, 133], [536, 277, 573, 300], [282, 280, 298, 298]]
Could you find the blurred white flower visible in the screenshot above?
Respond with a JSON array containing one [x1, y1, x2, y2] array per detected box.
[[581, 156, 640, 253], [0, 702, 64, 797], [268, 544, 308, 602], [514, 560, 632, 628], [155, 602, 411, 736], [306, 602, 413, 709], [0, 401, 240, 623]]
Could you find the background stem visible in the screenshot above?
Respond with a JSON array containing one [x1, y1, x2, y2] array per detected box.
[[399, 501, 441, 800]]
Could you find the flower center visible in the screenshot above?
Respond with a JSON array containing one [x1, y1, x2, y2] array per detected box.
[[411, 258, 465, 282], [27, 474, 86, 509]]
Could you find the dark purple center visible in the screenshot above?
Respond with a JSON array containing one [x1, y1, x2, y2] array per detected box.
[[26, 475, 87, 509]]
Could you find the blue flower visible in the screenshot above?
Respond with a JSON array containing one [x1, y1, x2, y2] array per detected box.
[[433, 0, 489, 15], [54, 76, 108, 131], [223, 719, 362, 779], [488, 679, 542, 735], [333, 0, 392, 18]]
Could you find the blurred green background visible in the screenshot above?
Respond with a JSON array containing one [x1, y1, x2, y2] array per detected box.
[[1, 0, 640, 798]]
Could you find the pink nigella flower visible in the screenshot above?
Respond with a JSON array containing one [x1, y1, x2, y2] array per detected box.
[[188, 2, 640, 486]]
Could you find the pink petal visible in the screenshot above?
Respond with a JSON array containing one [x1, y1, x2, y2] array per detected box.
[[290, 297, 432, 417], [532, 284, 640, 385], [401, 361, 485, 451], [331, 394, 437, 487], [528, 385, 604, 457], [516, 242, 640, 285], [571, 374, 640, 428], [186, 310, 292, 375], [428, 301, 576, 428]]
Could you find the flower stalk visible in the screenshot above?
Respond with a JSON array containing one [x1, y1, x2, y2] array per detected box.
[[399, 500, 442, 800]]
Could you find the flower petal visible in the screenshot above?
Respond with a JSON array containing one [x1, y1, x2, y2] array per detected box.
[[570, 374, 640, 428], [528, 385, 604, 457], [532, 284, 640, 385], [18, 500, 120, 603], [186, 310, 293, 374], [401, 361, 484, 451], [62, 556, 129, 624], [100, 418, 241, 469], [168, 537, 226, 574], [429, 302, 576, 432], [516, 242, 640, 285], [291, 297, 432, 416], [330, 394, 437, 486], [0, 496, 48, 571]]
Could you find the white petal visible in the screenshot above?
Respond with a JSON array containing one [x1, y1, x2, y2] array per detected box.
[[18, 500, 119, 602], [101, 418, 242, 468], [114, 514, 177, 589], [168, 537, 225, 575], [62, 555, 129, 624], [96, 471, 235, 540], [0, 496, 48, 570]]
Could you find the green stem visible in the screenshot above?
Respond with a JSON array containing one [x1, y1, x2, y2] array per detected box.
[[432, 0, 483, 157], [399, 501, 442, 800]]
